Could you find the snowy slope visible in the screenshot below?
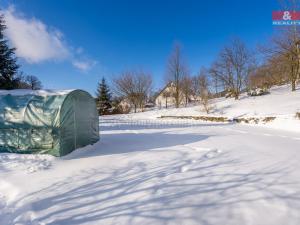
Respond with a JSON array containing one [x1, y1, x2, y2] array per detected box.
[[1, 117, 300, 225], [119, 85, 300, 132], [123, 85, 300, 118]]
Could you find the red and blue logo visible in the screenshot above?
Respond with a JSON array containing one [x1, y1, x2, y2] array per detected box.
[[272, 11, 300, 25]]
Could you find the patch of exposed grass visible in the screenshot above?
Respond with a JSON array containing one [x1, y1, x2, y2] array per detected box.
[[262, 117, 276, 123], [160, 115, 276, 124], [160, 115, 228, 122]]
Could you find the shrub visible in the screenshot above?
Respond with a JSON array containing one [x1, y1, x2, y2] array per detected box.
[[262, 117, 276, 123], [247, 87, 269, 97], [225, 89, 236, 98]]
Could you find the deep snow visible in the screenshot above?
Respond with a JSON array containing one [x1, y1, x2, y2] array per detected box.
[[1, 116, 300, 225]]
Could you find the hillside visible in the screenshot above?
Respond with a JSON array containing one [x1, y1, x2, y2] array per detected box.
[[120, 85, 300, 132]]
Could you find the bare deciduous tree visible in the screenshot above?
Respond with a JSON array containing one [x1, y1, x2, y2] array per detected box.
[[191, 75, 200, 102], [249, 54, 289, 89], [113, 70, 152, 113], [135, 71, 153, 110], [191, 68, 208, 102], [258, 0, 300, 91], [198, 72, 211, 113], [162, 90, 171, 109], [166, 43, 187, 108], [25, 75, 42, 90], [210, 38, 255, 99], [181, 75, 192, 106], [262, 28, 300, 91]]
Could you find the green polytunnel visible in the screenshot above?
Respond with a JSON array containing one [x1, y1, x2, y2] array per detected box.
[[0, 89, 99, 156]]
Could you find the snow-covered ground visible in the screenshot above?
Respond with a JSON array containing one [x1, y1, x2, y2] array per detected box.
[[1, 116, 300, 225], [120, 85, 300, 132]]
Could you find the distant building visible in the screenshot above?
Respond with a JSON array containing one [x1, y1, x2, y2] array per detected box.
[[155, 82, 191, 108]]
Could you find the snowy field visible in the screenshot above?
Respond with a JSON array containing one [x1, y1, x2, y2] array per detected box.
[[1, 116, 300, 225]]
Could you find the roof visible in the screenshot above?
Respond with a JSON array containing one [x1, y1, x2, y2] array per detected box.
[[0, 89, 75, 97], [154, 82, 173, 100]]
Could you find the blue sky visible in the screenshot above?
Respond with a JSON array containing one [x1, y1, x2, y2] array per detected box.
[[0, 0, 280, 95]]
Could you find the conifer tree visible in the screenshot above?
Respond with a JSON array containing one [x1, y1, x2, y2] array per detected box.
[[96, 77, 112, 115], [0, 15, 19, 89]]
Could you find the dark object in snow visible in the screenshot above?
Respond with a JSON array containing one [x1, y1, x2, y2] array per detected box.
[[144, 103, 155, 108]]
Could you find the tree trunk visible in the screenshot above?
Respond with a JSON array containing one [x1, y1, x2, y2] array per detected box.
[[175, 94, 179, 108], [234, 91, 239, 100], [292, 79, 296, 91], [234, 89, 239, 100], [175, 85, 180, 108]]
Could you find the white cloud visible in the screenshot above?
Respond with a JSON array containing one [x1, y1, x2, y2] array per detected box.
[[1, 6, 98, 72], [2, 7, 69, 63], [72, 59, 97, 72]]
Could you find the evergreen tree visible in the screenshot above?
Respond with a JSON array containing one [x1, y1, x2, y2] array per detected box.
[[96, 77, 112, 115], [0, 15, 19, 89]]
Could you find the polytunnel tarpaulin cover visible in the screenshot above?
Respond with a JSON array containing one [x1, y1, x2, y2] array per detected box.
[[0, 89, 99, 156]]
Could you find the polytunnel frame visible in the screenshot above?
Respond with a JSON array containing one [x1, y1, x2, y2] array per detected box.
[[13, 91, 70, 153], [0, 89, 99, 156], [58, 89, 99, 156], [59, 90, 82, 152]]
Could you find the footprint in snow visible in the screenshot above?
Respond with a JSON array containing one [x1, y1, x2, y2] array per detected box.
[[215, 149, 222, 153], [180, 165, 190, 173], [178, 148, 222, 172], [153, 188, 164, 196], [205, 149, 222, 159], [178, 160, 197, 173]]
